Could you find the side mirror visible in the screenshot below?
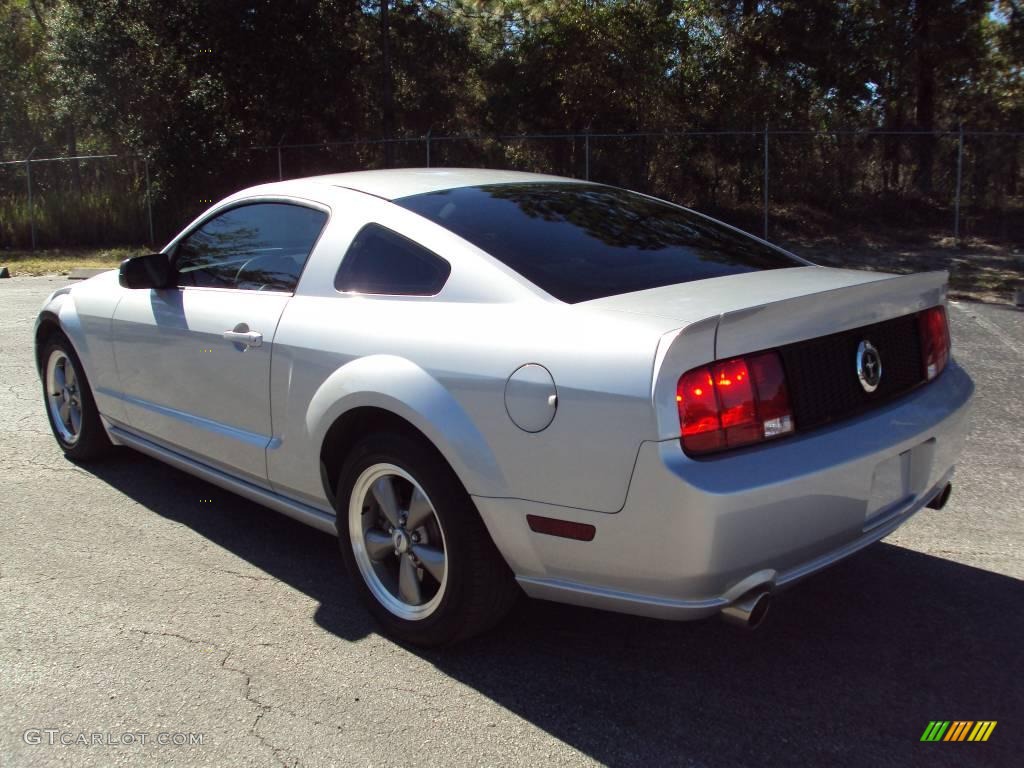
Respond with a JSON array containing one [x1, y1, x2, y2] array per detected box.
[[119, 253, 174, 289]]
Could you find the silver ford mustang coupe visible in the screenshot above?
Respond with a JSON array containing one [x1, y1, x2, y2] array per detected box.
[[36, 168, 973, 644]]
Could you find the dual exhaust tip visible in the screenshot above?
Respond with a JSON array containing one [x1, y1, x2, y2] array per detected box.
[[720, 589, 772, 630], [720, 483, 954, 631], [927, 482, 953, 510]]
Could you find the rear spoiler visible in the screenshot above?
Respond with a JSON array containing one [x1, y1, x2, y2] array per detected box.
[[715, 270, 947, 359]]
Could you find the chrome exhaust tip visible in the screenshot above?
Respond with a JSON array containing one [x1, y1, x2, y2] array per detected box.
[[721, 590, 771, 630], [927, 483, 953, 510]]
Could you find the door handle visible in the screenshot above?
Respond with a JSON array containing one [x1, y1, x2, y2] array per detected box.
[[223, 329, 263, 348]]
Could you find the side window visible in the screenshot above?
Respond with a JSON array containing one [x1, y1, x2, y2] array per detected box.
[[175, 203, 327, 292], [335, 224, 451, 296]]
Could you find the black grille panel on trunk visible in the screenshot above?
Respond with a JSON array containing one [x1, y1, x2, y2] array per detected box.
[[778, 313, 925, 432]]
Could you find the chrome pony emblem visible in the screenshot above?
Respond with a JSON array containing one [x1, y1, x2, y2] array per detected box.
[[856, 340, 882, 393]]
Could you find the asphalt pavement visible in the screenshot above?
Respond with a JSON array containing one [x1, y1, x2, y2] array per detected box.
[[1, 275, 1021, 767]]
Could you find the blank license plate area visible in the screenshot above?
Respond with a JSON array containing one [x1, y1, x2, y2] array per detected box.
[[865, 439, 936, 525]]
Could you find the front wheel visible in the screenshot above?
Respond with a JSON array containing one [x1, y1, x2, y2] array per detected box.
[[336, 432, 518, 646], [40, 335, 112, 461]]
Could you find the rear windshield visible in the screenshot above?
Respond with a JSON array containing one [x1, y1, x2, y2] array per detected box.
[[394, 183, 802, 303]]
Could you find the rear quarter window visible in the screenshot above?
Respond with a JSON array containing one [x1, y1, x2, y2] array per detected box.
[[335, 224, 451, 296], [395, 183, 802, 303]]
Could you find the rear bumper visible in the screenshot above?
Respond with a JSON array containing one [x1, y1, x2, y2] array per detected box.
[[474, 361, 974, 620]]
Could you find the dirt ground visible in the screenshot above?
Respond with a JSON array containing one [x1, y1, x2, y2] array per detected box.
[[0, 247, 142, 277], [786, 237, 1024, 305]]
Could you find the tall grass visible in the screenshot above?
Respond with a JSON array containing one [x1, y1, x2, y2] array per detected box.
[[0, 187, 148, 249]]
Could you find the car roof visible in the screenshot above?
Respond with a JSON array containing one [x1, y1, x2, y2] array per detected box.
[[251, 168, 586, 201]]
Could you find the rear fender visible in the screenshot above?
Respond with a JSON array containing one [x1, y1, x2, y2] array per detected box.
[[306, 354, 508, 497]]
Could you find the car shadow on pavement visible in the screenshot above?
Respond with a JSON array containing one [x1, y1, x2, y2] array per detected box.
[[84, 450, 1023, 768]]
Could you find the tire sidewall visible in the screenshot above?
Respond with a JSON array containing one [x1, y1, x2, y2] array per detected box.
[[40, 335, 108, 460], [336, 433, 477, 646]]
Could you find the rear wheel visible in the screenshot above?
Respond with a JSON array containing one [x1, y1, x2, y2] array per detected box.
[[40, 335, 112, 461], [336, 432, 518, 646]]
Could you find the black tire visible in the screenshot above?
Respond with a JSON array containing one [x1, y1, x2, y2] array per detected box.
[[336, 431, 519, 646], [40, 333, 113, 461]]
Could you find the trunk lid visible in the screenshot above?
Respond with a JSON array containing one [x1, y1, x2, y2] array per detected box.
[[580, 266, 950, 441]]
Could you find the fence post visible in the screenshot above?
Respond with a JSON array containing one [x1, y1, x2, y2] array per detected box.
[[144, 157, 155, 247], [763, 125, 769, 240], [584, 130, 591, 181], [26, 147, 37, 250], [425, 130, 431, 167], [954, 122, 964, 243]]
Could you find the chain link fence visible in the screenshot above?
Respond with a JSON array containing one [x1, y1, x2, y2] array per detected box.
[[2, 129, 1022, 252], [0, 152, 154, 249]]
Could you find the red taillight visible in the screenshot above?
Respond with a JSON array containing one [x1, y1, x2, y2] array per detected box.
[[678, 367, 724, 453], [712, 357, 760, 446], [677, 351, 794, 456], [918, 306, 950, 381]]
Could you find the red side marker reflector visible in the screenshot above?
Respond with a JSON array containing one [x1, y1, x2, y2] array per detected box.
[[526, 514, 596, 542]]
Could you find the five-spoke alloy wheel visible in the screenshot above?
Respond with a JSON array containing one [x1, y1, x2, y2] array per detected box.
[[40, 334, 111, 460], [336, 432, 519, 646], [349, 463, 449, 620], [45, 349, 83, 445]]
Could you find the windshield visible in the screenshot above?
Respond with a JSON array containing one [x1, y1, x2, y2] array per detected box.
[[394, 182, 802, 303]]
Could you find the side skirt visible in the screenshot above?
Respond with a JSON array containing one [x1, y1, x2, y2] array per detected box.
[[107, 424, 339, 536]]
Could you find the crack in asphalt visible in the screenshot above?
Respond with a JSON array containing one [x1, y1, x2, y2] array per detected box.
[[6, 383, 41, 404], [221, 651, 296, 768], [127, 628, 293, 766], [216, 568, 280, 585], [0, 455, 94, 480], [126, 627, 353, 767]]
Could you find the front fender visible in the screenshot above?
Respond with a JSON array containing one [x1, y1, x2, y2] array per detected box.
[[35, 273, 125, 422], [306, 354, 509, 497], [35, 290, 90, 372]]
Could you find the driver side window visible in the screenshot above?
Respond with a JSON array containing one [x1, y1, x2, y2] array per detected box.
[[175, 203, 327, 292]]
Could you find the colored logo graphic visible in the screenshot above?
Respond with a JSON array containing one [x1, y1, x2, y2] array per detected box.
[[920, 721, 997, 742]]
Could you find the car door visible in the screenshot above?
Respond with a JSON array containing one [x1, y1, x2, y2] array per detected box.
[[111, 201, 328, 485]]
